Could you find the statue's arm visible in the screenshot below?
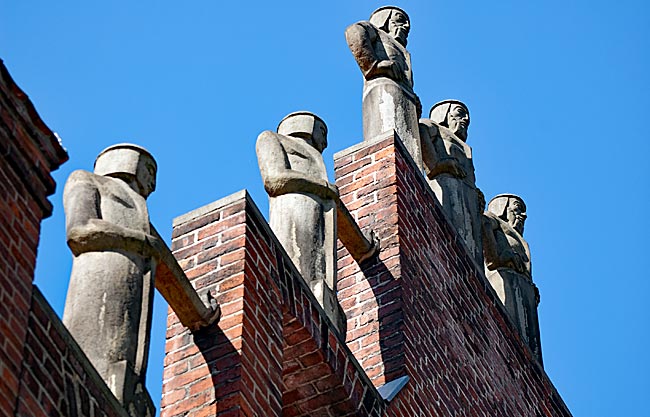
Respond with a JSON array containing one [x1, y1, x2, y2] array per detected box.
[[63, 170, 161, 257], [419, 120, 466, 179], [482, 212, 526, 272], [477, 188, 486, 213], [523, 240, 532, 277], [345, 22, 402, 82], [482, 213, 502, 270], [420, 119, 440, 177], [256, 132, 338, 201]]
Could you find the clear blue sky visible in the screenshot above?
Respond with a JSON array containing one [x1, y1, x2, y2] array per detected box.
[[3, 1, 649, 416]]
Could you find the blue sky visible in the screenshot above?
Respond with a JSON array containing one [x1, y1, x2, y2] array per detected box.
[[3, 1, 649, 416]]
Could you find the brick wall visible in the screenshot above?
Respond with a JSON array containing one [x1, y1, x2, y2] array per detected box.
[[0, 59, 68, 416], [334, 138, 405, 386], [0, 60, 133, 417], [162, 132, 572, 416], [163, 191, 384, 417], [15, 288, 128, 417], [334, 132, 572, 416]]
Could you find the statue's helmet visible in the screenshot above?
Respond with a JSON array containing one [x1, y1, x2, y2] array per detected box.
[[488, 193, 527, 234], [369, 6, 410, 31], [429, 99, 470, 126], [430, 99, 470, 141], [277, 111, 328, 153], [94, 143, 157, 198], [487, 194, 526, 219], [369, 6, 410, 46]]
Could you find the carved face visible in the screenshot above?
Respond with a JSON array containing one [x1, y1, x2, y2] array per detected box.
[[447, 104, 470, 141], [136, 157, 157, 198], [311, 119, 328, 153], [388, 11, 410, 46], [507, 199, 527, 235]]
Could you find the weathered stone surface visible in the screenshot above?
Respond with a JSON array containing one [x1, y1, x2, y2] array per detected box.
[[336, 199, 379, 264], [346, 6, 423, 168], [62, 144, 159, 417], [150, 225, 221, 331], [420, 100, 484, 264], [256, 112, 346, 334], [483, 194, 542, 364]]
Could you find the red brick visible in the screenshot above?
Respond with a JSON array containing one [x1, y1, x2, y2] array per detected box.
[[155, 133, 572, 417]]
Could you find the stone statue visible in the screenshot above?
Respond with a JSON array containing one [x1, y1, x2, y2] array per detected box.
[[63, 144, 160, 416], [483, 194, 542, 364], [346, 6, 423, 168], [256, 112, 346, 334], [419, 100, 484, 264]]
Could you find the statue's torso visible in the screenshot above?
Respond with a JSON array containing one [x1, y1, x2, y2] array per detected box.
[[268, 136, 335, 287], [281, 136, 328, 182], [484, 213, 540, 362], [98, 175, 150, 234], [485, 212, 532, 278], [353, 22, 420, 162], [500, 222, 531, 277], [422, 122, 482, 263], [437, 126, 476, 185], [372, 29, 413, 89], [64, 172, 153, 386]]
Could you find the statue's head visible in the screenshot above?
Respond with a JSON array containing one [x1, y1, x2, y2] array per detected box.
[[94, 143, 157, 198], [277, 111, 328, 153], [429, 100, 470, 141], [488, 194, 527, 235], [370, 6, 410, 47]]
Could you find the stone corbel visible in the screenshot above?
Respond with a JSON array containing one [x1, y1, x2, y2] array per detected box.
[[150, 225, 221, 331], [337, 200, 379, 264]]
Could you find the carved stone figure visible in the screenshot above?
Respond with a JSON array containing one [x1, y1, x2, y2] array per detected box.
[[483, 194, 542, 364], [63, 144, 160, 416], [346, 6, 423, 168], [420, 100, 484, 264], [256, 112, 346, 334]]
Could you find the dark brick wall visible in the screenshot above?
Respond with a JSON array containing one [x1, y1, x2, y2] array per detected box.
[[15, 288, 128, 417], [334, 132, 572, 417], [0, 59, 67, 416], [1, 60, 128, 417]]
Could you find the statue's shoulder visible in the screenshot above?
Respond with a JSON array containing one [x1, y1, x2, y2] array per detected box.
[[256, 131, 289, 160], [256, 130, 285, 147], [419, 118, 441, 130], [63, 170, 107, 202], [438, 125, 469, 148], [483, 211, 504, 229], [257, 131, 304, 147], [66, 169, 101, 187], [437, 124, 456, 140], [418, 118, 440, 140], [257, 129, 279, 141], [357, 20, 377, 30], [66, 170, 124, 196], [346, 20, 378, 36]]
